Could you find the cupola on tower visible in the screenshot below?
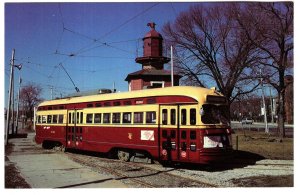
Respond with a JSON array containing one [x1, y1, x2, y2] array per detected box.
[[125, 22, 181, 91]]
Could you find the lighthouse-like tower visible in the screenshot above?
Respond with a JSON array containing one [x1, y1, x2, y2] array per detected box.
[[125, 22, 181, 91]]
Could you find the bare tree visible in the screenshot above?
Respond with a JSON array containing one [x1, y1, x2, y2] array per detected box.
[[235, 2, 293, 139], [20, 83, 43, 122], [163, 3, 262, 106]]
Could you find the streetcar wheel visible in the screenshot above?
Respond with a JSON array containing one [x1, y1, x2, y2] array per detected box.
[[117, 150, 131, 162]]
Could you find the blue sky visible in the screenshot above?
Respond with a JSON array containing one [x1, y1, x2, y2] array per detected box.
[[4, 2, 203, 101]]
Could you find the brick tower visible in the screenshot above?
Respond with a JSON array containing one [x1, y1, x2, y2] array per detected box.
[[125, 22, 181, 91]]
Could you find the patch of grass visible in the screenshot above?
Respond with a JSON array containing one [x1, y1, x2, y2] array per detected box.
[[232, 129, 293, 160]]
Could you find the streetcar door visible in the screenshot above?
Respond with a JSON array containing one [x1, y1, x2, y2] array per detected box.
[[66, 109, 84, 149], [178, 106, 199, 162], [159, 105, 179, 162]]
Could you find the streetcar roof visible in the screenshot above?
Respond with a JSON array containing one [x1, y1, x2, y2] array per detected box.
[[38, 86, 223, 107]]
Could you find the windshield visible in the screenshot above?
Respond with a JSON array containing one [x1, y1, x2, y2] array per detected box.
[[201, 104, 229, 125]]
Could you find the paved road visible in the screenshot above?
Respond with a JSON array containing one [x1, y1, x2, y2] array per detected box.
[[6, 133, 128, 188], [231, 121, 294, 137]]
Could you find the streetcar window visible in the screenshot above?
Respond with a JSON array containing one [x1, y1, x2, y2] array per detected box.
[[86, 114, 93, 123], [58, 115, 64, 123], [47, 115, 52, 123], [94, 113, 101, 123], [72, 113, 75, 124], [42, 116, 47, 123], [134, 112, 143, 124], [68, 113, 71, 124], [103, 102, 111, 107], [162, 109, 168, 125], [146, 98, 156, 104], [190, 108, 196, 125], [181, 109, 187, 125], [162, 130, 167, 139], [122, 112, 131, 123], [59, 105, 64, 109], [76, 112, 79, 124], [201, 104, 229, 125], [171, 109, 176, 125], [113, 102, 121, 106], [48, 106, 52, 110], [190, 131, 196, 140], [87, 103, 93, 108], [112, 113, 121, 123], [171, 130, 176, 139], [124, 100, 132, 105], [181, 131, 186, 139], [103, 113, 111, 123], [95, 103, 101, 107], [146, 112, 156, 124], [80, 112, 83, 124], [37, 116, 41, 124], [53, 115, 58, 123]]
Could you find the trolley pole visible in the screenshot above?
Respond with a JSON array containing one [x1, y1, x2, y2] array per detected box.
[[170, 45, 174, 87], [5, 49, 15, 145]]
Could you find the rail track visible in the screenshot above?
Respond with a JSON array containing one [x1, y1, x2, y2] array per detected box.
[[64, 151, 216, 188]]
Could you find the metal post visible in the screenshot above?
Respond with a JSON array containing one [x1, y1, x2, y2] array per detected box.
[[269, 86, 274, 124], [260, 69, 269, 133], [5, 49, 15, 145], [170, 45, 174, 87], [15, 76, 22, 134]]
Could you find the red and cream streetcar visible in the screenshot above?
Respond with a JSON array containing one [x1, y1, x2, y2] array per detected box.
[[35, 86, 233, 164]]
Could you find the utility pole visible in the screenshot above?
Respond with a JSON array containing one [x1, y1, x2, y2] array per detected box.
[[6, 49, 15, 145], [170, 45, 174, 87], [15, 76, 22, 134], [269, 86, 274, 124], [260, 68, 269, 133]]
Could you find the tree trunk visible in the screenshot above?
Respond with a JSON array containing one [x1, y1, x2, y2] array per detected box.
[[277, 90, 285, 140]]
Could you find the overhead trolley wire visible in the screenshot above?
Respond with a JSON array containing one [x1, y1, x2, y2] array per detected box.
[[73, 2, 160, 55]]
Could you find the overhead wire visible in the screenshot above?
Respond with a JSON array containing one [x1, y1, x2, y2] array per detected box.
[[73, 2, 159, 55]]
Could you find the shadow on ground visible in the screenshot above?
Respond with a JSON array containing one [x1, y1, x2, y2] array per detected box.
[[164, 150, 265, 172]]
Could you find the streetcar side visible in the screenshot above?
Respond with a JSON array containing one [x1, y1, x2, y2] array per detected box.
[[35, 86, 233, 164]]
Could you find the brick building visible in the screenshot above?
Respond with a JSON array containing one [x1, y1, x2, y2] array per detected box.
[[125, 22, 181, 91]]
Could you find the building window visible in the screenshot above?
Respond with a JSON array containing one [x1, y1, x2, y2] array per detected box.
[[134, 112, 143, 124], [123, 112, 131, 123], [150, 81, 164, 88]]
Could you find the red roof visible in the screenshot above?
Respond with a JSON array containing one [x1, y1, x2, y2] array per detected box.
[[125, 69, 182, 81]]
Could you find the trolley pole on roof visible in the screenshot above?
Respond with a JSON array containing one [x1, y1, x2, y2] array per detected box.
[[171, 45, 174, 87]]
